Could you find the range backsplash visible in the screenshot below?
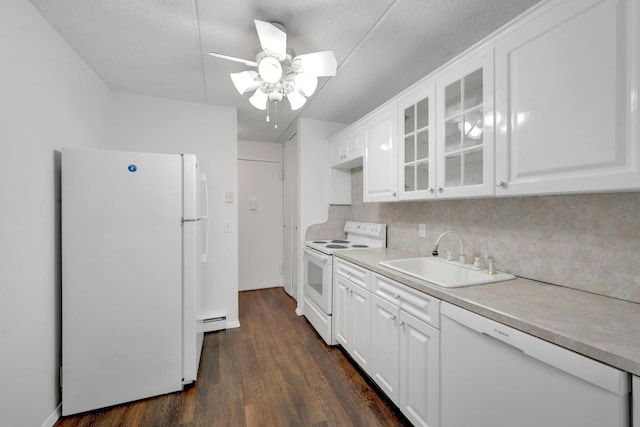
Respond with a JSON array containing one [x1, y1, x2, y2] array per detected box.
[[312, 167, 640, 304]]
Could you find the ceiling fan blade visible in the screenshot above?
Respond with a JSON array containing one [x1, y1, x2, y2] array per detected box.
[[208, 52, 257, 67], [294, 51, 337, 77], [254, 20, 287, 60]]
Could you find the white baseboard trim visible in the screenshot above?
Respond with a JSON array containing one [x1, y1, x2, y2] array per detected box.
[[41, 404, 61, 427], [226, 320, 240, 329], [201, 316, 226, 332]]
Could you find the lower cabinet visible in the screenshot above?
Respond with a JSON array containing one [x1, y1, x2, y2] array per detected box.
[[334, 260, 441, 427], [333, 274, 371, 369], [399, 309, 440, 427], [370, 294, 440, 427]]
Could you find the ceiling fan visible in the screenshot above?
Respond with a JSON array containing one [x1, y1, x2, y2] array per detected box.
[[209, 20, 337, 125]]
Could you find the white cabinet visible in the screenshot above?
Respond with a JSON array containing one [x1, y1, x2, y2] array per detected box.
[[332, 259, 371, 369], [398, 80, 437, 200], [494, 0, 640, 196], [371, 294, 401, 402], [399, 310, 440, 427], [329, 130, 363, 169], [370, 273, 440, 427], [398, 50, 495, 201], [435, 49, 495, 199], [363, 106, 399, 202]]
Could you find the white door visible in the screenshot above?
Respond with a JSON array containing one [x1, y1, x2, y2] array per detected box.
[[238, 159, 282, 291], [282, 138, 298, 298]]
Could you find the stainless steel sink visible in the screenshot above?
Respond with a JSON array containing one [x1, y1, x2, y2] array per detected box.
[[379, 257, 516, 288]]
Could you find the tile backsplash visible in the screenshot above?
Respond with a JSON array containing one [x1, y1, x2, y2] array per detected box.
[[320, 167, 640, 303]]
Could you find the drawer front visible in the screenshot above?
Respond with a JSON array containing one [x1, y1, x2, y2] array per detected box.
[[372, 273, 440, 328], [334, 258, 369, 289]]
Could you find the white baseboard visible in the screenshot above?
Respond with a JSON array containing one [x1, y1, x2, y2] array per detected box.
[[226, 320, 240, 329], [41, 404, 61, 427]]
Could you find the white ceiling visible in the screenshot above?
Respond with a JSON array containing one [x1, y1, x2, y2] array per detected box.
[[28, 0, 542, 143]]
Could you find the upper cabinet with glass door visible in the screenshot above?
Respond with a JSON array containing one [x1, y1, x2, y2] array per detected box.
[[435, 50, 495, 199], [398, 80, 436, 200]]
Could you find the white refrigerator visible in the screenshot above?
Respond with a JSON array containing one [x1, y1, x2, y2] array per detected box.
[[61, 147, 208, 416]]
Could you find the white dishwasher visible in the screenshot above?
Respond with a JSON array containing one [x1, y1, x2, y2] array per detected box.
[[441, 302, 630, 427]]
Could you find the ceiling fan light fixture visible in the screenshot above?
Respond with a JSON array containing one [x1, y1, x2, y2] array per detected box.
[[287, 89, 306, 111], [258, 56, 283, 84], [249, 89, 268, 110], [268, 90, 283, 103], [294, 73, 318, 97], [230, 71, 260, 95]]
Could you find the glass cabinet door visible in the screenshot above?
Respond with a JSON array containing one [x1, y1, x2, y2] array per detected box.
[[399, 81, 435, 200], [443, 68, 484, 188], [437, 50, 494, 198]]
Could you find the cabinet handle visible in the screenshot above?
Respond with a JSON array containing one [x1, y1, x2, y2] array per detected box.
[[437, 187, 443, 193], [496, 180, 505, 187], [391, 315, 396, 321], [399, 321, 405, 327], [393, 293, 400, 299], [392, 191, 397, 197], [427, 187, 434, 193]]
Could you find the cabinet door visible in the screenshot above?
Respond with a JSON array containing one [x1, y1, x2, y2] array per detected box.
[[329, 137, 347, 167], [363, 107, 399, 202], [333, 275, 351, 349], [350, 284, 371, 370], [399, 311, 440, 427], [398, 80, 437, 200], [436, 49, 495, 199], [495, 0, 640, 196], [345, 133, 363, 162], [370, 294, 400, 404]]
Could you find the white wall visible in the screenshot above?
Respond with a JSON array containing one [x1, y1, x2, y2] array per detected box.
[[238, 139, 282, 162], [0, 1, 112, 426], [108, 92, 239, 327], [296, 118, 347, 313]]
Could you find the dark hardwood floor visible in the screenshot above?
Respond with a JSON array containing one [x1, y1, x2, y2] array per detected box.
[[56, 287, 409, 426]]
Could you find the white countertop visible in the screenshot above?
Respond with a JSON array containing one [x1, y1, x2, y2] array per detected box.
[[336, 248, 640, 376]]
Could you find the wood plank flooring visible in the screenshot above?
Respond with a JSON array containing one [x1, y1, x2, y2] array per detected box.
[[56, 287, 409, 427]]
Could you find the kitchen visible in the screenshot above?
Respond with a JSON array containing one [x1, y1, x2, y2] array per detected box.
[[2, 0, 640, 426]]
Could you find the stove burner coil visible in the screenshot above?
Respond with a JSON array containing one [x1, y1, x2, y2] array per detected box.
[[326, 244, 348, 249], [331, 239, 350, 243], [351, 245, 369, 248], [312, 240, 328, 243]]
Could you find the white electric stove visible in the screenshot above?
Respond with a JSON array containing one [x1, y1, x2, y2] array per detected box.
[[302, 221, 387, 344]]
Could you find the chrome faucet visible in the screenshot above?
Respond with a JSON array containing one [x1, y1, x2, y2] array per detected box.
[[432, 231, 466, 264]]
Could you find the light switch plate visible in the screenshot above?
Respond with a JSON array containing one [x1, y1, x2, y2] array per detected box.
[[223, 220, 232, 233], [225, 192, 234, 203]]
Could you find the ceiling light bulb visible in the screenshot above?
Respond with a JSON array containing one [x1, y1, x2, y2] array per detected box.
[[258, 56, 283, 84], [287, 90, 306, 110], [294, 73, 318, 97], [230, 71, 260, 95], [249, 89, 268, 110]]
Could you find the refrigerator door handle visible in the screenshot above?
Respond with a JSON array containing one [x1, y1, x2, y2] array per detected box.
[[200, 174, 209, 263]]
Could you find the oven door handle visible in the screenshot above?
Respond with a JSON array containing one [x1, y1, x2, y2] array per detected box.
[[304, 247, 332, 264]]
